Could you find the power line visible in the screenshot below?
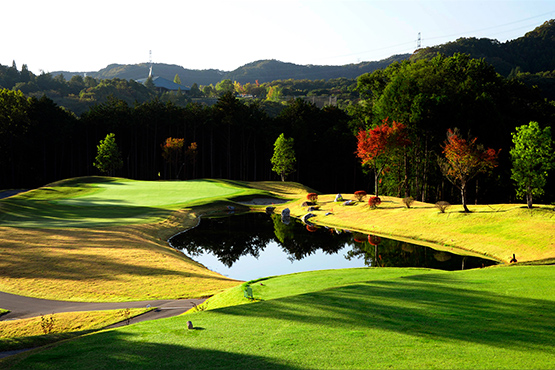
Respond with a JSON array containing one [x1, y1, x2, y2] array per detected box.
[[320, 10, 555, 63]]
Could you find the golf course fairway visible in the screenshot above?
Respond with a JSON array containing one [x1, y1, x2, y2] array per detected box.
[[1, 177, 553, 369], [3, 266, 554, 369]]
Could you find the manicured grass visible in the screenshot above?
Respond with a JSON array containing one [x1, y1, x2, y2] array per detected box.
[[273, 194, 555, 263], [0, 177, 270, 228], [0, 308, 152, 352], [6, 266, 554, 369]]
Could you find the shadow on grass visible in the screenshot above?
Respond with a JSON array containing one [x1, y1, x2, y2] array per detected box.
[[5, 330, 300, 370], [0, 198, 173, 228], [215, 274, 555, 352]]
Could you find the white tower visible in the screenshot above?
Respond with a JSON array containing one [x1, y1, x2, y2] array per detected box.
[[148, 50, 153, 77]]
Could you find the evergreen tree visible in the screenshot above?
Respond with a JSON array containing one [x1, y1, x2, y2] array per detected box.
[[510, 121, 554, 208], [271, 133, 296, 181], [144, 76, 156, 90], [173, 74, 181, 85], [93, 133, 123, 176]]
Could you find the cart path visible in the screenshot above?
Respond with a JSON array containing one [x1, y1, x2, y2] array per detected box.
[[0, 291, 205, 321]]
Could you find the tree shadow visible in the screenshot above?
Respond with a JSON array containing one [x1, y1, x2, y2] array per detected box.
[[0, 197, 173, 228], [7, 330, 301, 370], [214, 274, 555, 352]]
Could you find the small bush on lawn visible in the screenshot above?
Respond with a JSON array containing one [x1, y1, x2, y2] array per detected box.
[[354, 191, 367, 202], [306, 193, 318, 202], [369, 196, 381, 209], [435, 201, 450, 213], [403, 196, 415, 208]]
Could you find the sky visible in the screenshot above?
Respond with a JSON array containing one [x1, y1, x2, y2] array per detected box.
[[2, 0, 554, 75]]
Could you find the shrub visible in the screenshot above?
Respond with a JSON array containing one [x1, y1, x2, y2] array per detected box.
[[306, 193, 318, 202], [435, 201, 451, 213], [368, 235, 382, 246], [403, 196, 415, 208], [368, 196, 382, 208], [354, 190, 367, 202], [40, 314, 55, 334]]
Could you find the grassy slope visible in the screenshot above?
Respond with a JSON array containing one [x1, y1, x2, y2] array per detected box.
[[5, 266, 554, 369], [0, 308, 152, 352], [1, 179, 554, 300], [272, 194, 555, 264], [0, 177, 306, 301]]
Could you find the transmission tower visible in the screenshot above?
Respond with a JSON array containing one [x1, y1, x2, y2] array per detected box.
[[417, 32, 421, 48]]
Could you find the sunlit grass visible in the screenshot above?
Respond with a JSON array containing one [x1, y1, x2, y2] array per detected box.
[[272, 194, 555, 263], [7, 266, 554, 369], [0, 177, 271, 228], [0, 308, 152, 352], [0, 178, 305, 301]]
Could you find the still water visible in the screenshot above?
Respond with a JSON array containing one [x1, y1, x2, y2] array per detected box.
[[169, 212, 498, 281]]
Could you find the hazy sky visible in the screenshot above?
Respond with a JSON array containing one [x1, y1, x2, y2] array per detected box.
[[3, 0, 554, 74]]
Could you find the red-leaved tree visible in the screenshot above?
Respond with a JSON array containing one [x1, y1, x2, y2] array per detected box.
[[356, 119, 410, 197], [438, 129, 499, 212]]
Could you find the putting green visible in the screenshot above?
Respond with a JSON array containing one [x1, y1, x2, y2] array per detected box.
[[56, 179, 244, 208], [0, 178, 258, 228]]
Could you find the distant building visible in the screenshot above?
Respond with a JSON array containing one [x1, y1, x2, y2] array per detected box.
[[136, 75, 191, 93]]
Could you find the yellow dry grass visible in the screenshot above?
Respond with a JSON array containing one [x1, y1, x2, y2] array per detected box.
[[0, 309, 151, 340], [0, 208, 241, 301], [266, 193, 555, 264]]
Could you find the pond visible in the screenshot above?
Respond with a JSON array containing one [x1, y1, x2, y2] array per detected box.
[[169, 212, 498, 281]]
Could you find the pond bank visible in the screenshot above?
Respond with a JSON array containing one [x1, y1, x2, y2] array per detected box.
[[245, 193, 555, 264]]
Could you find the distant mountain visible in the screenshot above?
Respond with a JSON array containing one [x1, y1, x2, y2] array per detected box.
[[52, 55, 411, 87], [54, 63, 226, 86], [52, 20, 554, 85], [224, 55, 410, 83], [412, 19, 555, 76]]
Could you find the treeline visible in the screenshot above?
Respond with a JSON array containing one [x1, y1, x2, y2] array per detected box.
[[350, 53, 555, 204], [0, 62, 359, 115], [2, 53, 555, 205], [0, 90, 361, 194]]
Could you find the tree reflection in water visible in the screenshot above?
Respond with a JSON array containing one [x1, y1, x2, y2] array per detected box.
[[169, 212, 497, 271]]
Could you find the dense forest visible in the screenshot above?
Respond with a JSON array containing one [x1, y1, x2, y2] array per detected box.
[[1, 21, 554, 205]]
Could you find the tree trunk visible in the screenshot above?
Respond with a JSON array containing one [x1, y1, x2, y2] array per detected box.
[[526, 187, 533, 208], [461, 184, 470, 213], [374, 170, 380, 197], [404, 151, 409, 198]]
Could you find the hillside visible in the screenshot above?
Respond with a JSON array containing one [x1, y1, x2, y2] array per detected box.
[[49, 20, 555, 86], [412, 19, 555, 76], [52, 55, 410, 87]]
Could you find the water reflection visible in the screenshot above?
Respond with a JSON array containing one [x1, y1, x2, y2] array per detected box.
[[169, 212, 497, 279]]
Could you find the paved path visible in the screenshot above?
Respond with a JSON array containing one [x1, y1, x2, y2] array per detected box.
[[0, 291, 206, 359], [0, 291, 205, 321]]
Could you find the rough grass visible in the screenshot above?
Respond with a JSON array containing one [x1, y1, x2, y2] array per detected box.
[[0, 308, 152, 352], [0, 178, 305, 301], [5, 266, 554, 370], [268, 193, 555, 263]]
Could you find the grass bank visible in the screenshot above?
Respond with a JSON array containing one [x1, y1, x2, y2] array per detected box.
[[269, 194, 555, 264], [5, 265, 553, 369], [0, 308, 152, 352]]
